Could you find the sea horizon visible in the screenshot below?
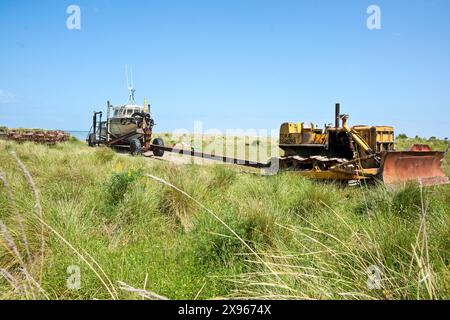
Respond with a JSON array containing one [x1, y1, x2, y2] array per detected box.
[[68, 130, 89, 141]]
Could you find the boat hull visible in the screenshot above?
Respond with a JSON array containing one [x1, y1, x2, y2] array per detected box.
[[108, 118, 141, 142]]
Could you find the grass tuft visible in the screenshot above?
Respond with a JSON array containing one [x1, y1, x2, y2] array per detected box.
[[0, 137, 449, 300]]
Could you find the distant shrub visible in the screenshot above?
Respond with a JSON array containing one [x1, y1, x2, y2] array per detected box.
[[397, 134, 408, 139]]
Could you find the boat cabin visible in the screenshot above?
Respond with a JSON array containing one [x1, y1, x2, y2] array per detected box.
[[112, 104, 144, 118]]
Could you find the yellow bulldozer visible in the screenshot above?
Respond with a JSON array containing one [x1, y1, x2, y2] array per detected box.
[[149, 103, 448, 186], [275, 103, 449, 186]]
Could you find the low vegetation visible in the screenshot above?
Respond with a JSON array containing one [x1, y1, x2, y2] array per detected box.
[[0, 135, 448, 299]]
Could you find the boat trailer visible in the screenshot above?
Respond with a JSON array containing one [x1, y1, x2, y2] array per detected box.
[[87, 102, 165, 156]]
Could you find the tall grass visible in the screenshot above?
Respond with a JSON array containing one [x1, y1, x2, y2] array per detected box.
[[0, 138, 449, 299]]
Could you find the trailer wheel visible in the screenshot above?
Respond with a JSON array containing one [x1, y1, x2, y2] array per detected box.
[[88, 133, 96, 147], [130, 138, 142, 156], [152, 138, 165, 157]]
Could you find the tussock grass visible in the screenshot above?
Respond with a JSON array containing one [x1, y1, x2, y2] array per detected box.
[[0, 138, 449, 300]]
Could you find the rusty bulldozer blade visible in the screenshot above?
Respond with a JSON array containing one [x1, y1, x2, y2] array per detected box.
[[380, 151, 449, 186]]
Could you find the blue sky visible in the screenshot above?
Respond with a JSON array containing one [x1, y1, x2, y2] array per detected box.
[[0, 0, 449, 137]]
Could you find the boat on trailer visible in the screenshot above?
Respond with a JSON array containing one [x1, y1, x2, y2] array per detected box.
[[87, 71, 164, 156]]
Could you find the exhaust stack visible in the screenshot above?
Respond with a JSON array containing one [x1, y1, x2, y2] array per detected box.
[[335, 103, 340, 129]]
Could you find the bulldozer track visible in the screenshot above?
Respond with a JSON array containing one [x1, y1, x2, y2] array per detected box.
[[277, 155, 349, 171]]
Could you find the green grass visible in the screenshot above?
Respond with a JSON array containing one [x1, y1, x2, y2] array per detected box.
[[0, 136, 449, 300]]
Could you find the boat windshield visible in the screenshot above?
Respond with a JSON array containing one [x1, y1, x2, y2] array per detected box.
[[111, 105, 143, 118]]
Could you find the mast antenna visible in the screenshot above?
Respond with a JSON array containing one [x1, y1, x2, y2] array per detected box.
[[125, 65, 136, 104]]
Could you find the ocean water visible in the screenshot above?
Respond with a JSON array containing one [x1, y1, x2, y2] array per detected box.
[[69, 131, 89, 141]]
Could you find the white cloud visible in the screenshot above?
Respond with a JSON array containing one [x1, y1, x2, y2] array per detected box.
[[0, 90, 15, 103]]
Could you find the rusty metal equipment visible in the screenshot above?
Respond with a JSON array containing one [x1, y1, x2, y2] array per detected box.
[[148, 103, 449, 186], [0, 127, 70, 144], [274, 103, 449, 186]]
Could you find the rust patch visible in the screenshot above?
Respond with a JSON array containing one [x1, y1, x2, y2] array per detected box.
[[380, 151, 449, 186], [408, 144, 433, 152]]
